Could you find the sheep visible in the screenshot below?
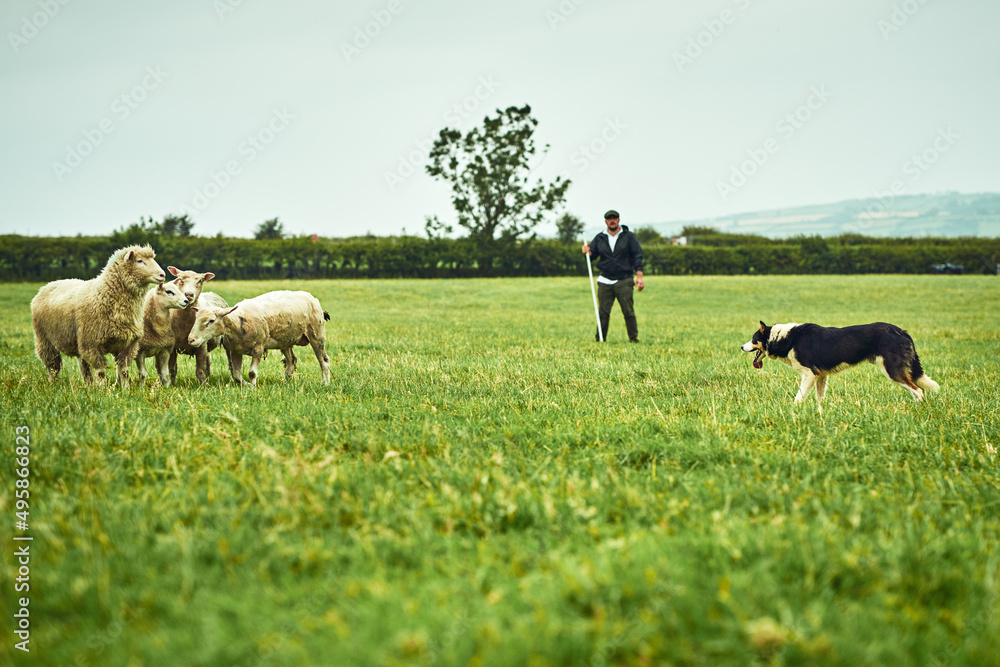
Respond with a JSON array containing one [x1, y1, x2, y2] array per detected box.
[[31, 245, 166, 385], [165, 267, 228, 386], [134, 281, 191, 386], [186, 290, 331, 386]]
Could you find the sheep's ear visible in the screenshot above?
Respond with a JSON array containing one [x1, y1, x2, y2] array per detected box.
[[126, 250, 135, 261], [203, 273, 215, 281], [224, 305, 238, 316], [191, 307, 199, 313], [759, 321, 767, 333], [168, 266, 180, 276]]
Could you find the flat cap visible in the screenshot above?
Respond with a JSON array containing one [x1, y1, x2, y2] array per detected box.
[[604, 209, 620, 219]]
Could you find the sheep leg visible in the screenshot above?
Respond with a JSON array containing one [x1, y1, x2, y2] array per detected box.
[[308, 336, 330, 385], [34, 336, 62, 382], [155, 350, 172, 387], [246, 345, 264, 386], [194, 345, 209, 386], [135, 350, 149, 384], [168, 350, 179, 384], [115, 341, 139, 388], [80, 349, 107, 384], [281, 348, 297, 380], [226, 348, 247, 386], [77, 357, 91, 383]]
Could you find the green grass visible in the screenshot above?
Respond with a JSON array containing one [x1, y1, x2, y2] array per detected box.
[[2, 275, 999, 666]]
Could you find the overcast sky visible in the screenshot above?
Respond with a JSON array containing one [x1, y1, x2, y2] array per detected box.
[[2, 0, 997, 239]]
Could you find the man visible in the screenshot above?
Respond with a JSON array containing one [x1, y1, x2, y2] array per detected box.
[[582, 210, 645, 342]]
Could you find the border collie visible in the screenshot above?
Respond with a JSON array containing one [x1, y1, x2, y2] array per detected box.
[[741, 321, 939, 410]]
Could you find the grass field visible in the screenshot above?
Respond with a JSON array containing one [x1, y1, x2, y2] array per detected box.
[[2, 275, 999, 666]]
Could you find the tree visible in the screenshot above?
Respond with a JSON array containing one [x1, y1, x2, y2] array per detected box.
[[254, 217, 285, 240], [634, 226, 664, 245], [426, 104, 570, 274], [110, 213, 196, 246], [161, 213, 195, 237], [680, 225, 720, 237], [555, 213, 584, 245], [110, 215, 162, 247], [424, 215, 453, 240]]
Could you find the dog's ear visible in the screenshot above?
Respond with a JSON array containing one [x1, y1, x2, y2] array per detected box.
[[759, 321, 767, 333]]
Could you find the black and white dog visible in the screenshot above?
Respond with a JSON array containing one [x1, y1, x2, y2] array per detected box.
[[742, 321, 939, 410]]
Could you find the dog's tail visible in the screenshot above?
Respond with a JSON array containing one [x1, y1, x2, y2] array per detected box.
[[910, 352, 940, 393], [915, 374, 940, 393]]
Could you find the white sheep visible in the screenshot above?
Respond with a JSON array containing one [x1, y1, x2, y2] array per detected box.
[[187, 290, 331, 386], [135, 282, 191, 386], [165, 267, 228, 385], [31, 245, 166, 385]]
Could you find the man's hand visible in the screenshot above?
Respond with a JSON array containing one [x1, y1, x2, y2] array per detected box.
[[635, 272, 645, 291], [581, 243, 590, 255]]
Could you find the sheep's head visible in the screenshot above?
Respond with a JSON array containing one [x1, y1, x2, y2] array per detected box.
[[157, 282, 191, 310], [187, 305, 237, 347], [168, 266, 215, 305], [119, 246, 165, 285]]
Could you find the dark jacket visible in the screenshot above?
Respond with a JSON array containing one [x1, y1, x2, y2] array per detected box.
[[588, 225, 644, 280]]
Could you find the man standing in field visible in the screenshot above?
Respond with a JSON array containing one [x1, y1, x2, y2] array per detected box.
[[582, 210, 645, 342]]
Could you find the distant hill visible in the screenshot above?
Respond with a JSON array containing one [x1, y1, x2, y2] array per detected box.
[[607, 192, 1000, 240]]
